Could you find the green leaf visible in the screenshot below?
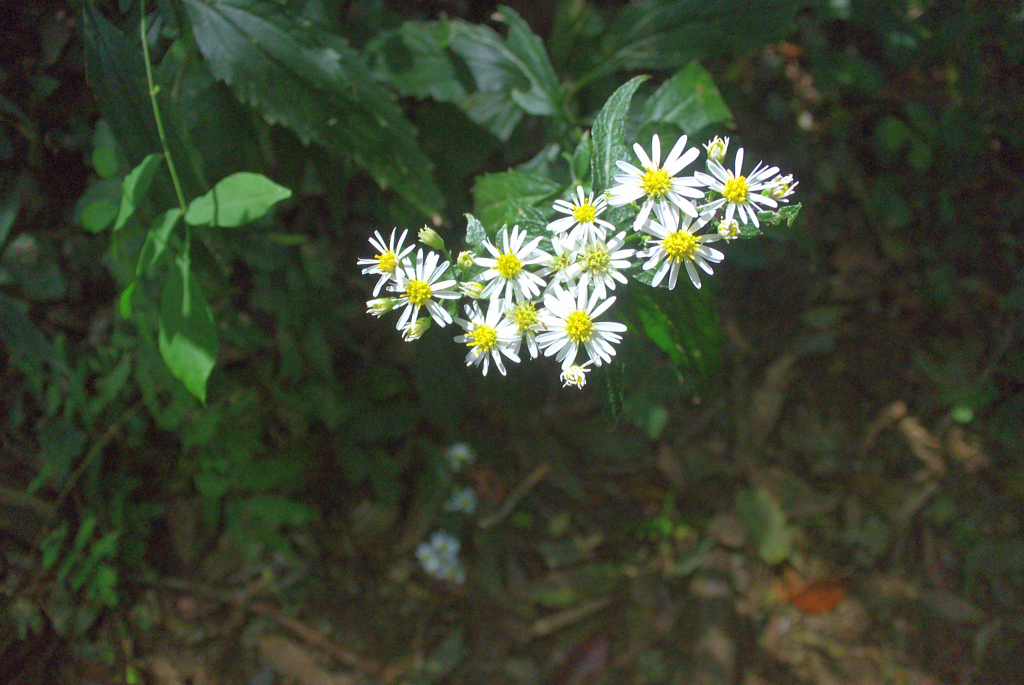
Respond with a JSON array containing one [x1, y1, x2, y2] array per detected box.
[[159, 252, 218, 403], [0, 186, 19, 250], [590, 75, 648, 194], [641, 61, 733, 135], [464, 213, 486, 249], [755, 202, 802, 230], [472, 170, 560, 230], [115, 153, 164, 231], [91, 119, 121, 179], [0, 292, 59, 378], [136, 208, 182, 277], [493, 6, 563, 118], [599, 0, 801, 73], [735, 487, 795, 565], [366, 21, 467, 101], [626, 284, 721, 380], [74, 177, 123, 233], [570, 130, 592, 183], [182, 0, 442, 216], [184, 172, 291, 228]]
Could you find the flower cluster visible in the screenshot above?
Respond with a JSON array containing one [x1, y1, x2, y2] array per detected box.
[[415, 530, 466, 583], [360, 135, 796, 388]]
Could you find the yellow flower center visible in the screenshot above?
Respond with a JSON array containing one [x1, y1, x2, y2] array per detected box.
[[663, 231, 698, 262], [572, 201, 597, 224], [376, 251, 397, 273], [510, 303, 538, 332], [405, 279, 432, 305], [496, 252, 523, 279], [722, 176, 748, 204], [641, 167, 672, 199], [466, 324, 498, 353], [564, 310, 594, 343], [581, 244, 611, 275]]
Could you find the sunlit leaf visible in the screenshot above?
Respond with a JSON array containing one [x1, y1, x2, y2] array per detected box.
[[115, 153, 164, 231], [184, 172, 291, 227], [159, 252, 218, 403], [590, 75, 648, 194]]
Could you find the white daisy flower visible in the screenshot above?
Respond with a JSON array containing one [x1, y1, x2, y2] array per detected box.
[[703, 135, 730, 164], [357, 228, 415, 297], [547, 186, 616, 247], [607, 134, 705, 229], [476, 225, 550, 307], [575, 231, 635, 301], [694, 147, 779, 228], [638, 203, 724, 290], [443, 442, 475, 471], [560, 361, 593, 389], [366, 297, 395, 318], [402, 317, 431, 341], [453, 299, 521, 376], [535, 284, 627, 371], [535, 235, 580, 294], [391, 249, 460, 332], [762, 174, 798, 203], [444, 487, 478, 515], [506, 300, 541, 359]]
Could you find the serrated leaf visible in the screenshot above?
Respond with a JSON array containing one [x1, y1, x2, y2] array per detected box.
[[185, 172, 291, 227], [472, 170, 560, 230], [641, 61, 733, 135], [464, 213, 486, 248], [74, 177, 123, 233], [115, 153, 164, 231], [182, 0, 441, 216], [756, 202, 802, 228], [447, 22, 528, 140], [599, 0, 801, 73], [159, 252, 218, 403], [590, 75, 648, 194], [493, 6, 562, 118]]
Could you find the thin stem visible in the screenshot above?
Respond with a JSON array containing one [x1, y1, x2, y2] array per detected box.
[[140, 0, 188, 215]]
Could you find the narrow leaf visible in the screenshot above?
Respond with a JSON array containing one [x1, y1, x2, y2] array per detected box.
[[590, 75, 648, 193], [159, 253, 218, 403], [641, 61, 733, 135], [184, 172, 291, 228], [115, 153, 164, 230]]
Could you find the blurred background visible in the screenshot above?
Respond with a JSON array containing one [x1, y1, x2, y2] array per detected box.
[[1, 0, 1023, 683]]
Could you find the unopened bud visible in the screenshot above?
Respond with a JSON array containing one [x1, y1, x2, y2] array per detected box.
[[459, 281, 485, 299], [418, 226, 445, 251], [366, 297, 396, 317], [703, 136, 730, 164], [764, 174, 797, 201], [457, 251, 474, 269], [403, 316, 432, 341]]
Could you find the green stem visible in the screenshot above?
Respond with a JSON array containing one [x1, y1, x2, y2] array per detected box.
[[140, 0, 188, 216]]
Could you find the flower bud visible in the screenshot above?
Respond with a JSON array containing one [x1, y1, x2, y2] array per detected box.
[[366, 297, 396, 317], [418, 226, 445, 251], [703, 136, 730, 164], [559, 363, 591, 389], [764, 174, 797, 201], [458, 281, 485, 299], [717, 219, 739, 240], [456, 251, 475, 269], [403, 316, 431, 341]]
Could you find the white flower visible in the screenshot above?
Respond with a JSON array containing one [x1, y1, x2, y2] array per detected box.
[[506, 300, 541, 359], [415, 530, 466, 584], [456, 251, 475, 269], [560, 361, 592, 389], [535, 235, 580, 294], [391, 249, 461, 332], [694, 147, 779, 228], [535, 284, 627, 371], [638, 203, 724, 290], [453, 299, 521, 376], [459, 281, 486, 299], [762, 174, 798, 203], [444, 487, 478, 515], [703, 136, 730, 164], [547, 186, 616, 248], [357, 228, 415, 296], [607, 134, 705, 229], [476, 226, 550, 307], [443, 442, 475, 471], [402, 317, 431, 341], [717, 218, 739, 241], [366, 297, 395, 318], [574, 231, 635, 302]]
